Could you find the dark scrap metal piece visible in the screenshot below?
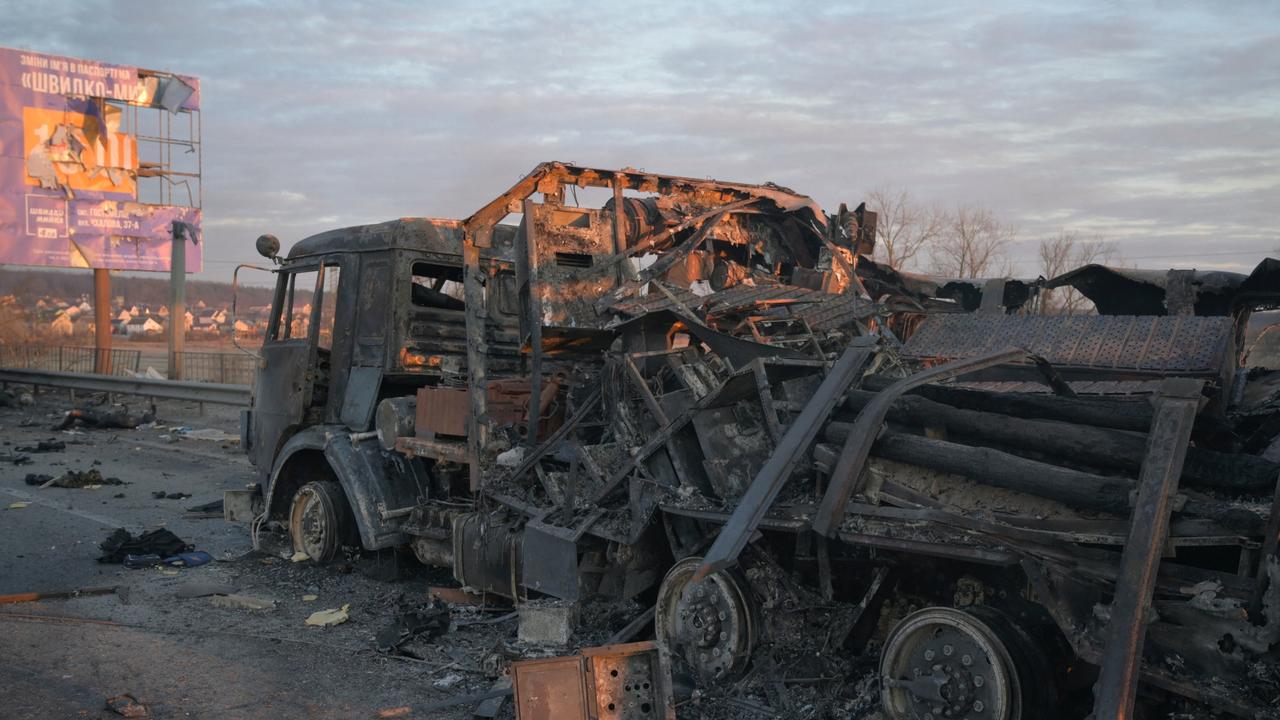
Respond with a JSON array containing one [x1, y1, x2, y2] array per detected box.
[[812, 347, 1025, 537], [1249, 475, 1280, 622], [694, 342, 875, 581], [511, 641, 675, 720], [1091, 378, 1204, 720]]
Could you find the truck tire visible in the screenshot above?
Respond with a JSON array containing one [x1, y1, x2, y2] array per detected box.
[[289, 480, 356, 563], [880, 606, 1055, 720]]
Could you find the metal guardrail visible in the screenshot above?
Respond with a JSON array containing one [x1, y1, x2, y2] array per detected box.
[[177, 350, 257, 385], [0, 345, 142, 377], [0, 368, 251, 406]]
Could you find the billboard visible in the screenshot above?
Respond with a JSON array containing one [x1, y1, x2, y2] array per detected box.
[[0, 47, 201, 271]]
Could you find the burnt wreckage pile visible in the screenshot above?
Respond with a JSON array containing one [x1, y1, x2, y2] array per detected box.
[[244, 164, 1280, 718]]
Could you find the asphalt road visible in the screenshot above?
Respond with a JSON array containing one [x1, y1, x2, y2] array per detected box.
[[0, 389, 509, 720]]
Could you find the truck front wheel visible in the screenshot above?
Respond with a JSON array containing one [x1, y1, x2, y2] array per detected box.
[[289, 480, 356, 563]]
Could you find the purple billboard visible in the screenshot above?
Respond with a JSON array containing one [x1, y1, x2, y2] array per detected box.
[[0, 46, 201, 271]]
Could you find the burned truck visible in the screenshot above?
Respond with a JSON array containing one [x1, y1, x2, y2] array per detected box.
[[230, 162, 1280, 719]]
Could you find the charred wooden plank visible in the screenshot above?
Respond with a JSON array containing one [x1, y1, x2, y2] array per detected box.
[[1093, 379, 1203, 720], [811, 348, 1027, 537], [838, 390, 1279, 492]]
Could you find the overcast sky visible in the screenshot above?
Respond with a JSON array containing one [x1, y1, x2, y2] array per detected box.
[[3, 0, 1278, 281]]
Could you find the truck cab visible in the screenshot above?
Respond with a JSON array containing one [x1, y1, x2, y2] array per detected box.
[[237, 217, 519, 560]]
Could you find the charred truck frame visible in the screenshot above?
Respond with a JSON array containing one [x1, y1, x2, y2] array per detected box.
[[230, 162, 1280, 719]]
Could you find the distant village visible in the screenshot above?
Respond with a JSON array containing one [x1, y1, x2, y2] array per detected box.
[[0, 291, 290, 342]]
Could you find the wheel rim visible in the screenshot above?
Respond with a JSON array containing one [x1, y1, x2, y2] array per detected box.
[[289, 486, 331, 561], [880, 607, 1021, 720], [654, 556, 755, 683]]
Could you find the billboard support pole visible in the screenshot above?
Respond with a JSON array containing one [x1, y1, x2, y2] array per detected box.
[[93, 269, 112, 375], [168, 226, 185, 380]]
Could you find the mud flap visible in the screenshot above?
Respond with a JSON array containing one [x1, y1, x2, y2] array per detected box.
[[323, 433, 418, 549]]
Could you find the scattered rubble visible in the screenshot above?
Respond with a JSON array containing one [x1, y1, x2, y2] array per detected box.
[[56, 403, 156, 430], [15, 439, 65, 453], [104, 693, 148, 718], [98, 528, 191, 564], [305, 604, 351, 627], [211, 594, 277, 611], [28, 469, 125, 488], [374, 598, 450, 653]]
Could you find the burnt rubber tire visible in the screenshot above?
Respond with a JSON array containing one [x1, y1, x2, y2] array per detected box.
[[288, 480, 356, 563], [880, 606, 1057, 720]]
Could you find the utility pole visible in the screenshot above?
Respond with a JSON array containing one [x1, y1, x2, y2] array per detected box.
[[168, 222, 186, 380], [92, 268, 112, 374]]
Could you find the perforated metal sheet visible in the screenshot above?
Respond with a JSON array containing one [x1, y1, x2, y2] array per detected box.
[[901, 314, 1233, 374]]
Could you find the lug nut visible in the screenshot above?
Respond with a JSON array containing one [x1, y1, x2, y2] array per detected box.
[[961, 654, 972, 666], [924, 649, 935, 660], [974, 700, 985, 712], [943, 644, 953, 656], [974, 676, 984, 688]]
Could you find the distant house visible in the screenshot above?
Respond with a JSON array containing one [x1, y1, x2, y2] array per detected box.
[[49, 310, 73, 337], [125, 315, 165, 337], [116, 309, 133, 324]]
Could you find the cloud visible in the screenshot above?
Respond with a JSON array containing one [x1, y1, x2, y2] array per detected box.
[[1, 0, 1276, 279]]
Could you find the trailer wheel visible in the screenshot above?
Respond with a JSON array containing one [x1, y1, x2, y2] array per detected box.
[[289, 480, 355, 563], [654, 556, 757, 684], [880, 607, 1027, 720]]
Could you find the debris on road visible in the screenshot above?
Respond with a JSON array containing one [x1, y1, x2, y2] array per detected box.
[[1, 451, 31, 465], [374, 598, 450, 653], [0, 585, 118, 605], [14, 439, 65, 453], [56, 403, 156, 431], [150, 490, 191, 500], [174, 582, 239, 599], [305, 603, 351, 627], [104, 693, 148, 718], [31, 469, 125, 489], [173, 427, 239, 442], [210, 593, 277, 611], [510, 640, 675, 720], [183, 498, 223, 518], [98, 528, 191, 564], [0, 389, 33, 408], [5, 501, 30, 510]]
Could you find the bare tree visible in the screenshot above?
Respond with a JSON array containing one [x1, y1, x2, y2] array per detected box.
[[1034, 231, 1119, 314], [865, 187, 945, 271], [929, 206, 1014, 278]]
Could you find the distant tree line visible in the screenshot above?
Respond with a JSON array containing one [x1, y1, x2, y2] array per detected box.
[[0, 268, 276, 309], [864, 186, 1120, 315]]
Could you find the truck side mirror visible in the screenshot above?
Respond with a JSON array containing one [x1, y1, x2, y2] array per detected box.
[[256, 234, 281, 261]]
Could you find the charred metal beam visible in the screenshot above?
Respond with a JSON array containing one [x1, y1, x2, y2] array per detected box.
[[1250, 476, 1280, 621], [522, 199, 544, 446], [463, 236, 488, 491], [811, 348, 1025, 537], [694, 342, 874, 581], [505, 384, 603, 485], [1092, 378, 1204, 720], [624, 354, 669, 427]]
